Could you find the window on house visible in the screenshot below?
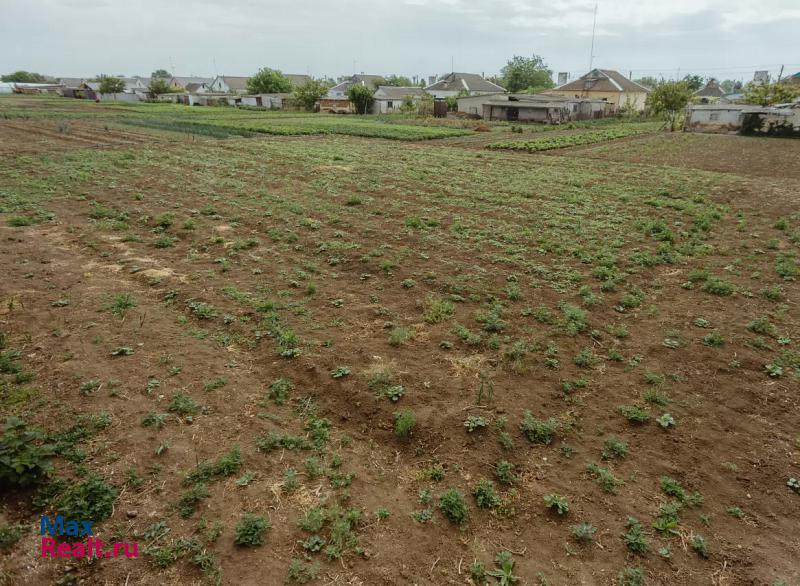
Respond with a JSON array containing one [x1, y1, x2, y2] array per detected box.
[[387, 101, 393, 108], [709, 112, 720, 121]]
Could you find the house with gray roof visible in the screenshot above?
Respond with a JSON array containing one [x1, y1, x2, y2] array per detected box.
[[372, 86, 427, 114], [424, 72, 506, 98]]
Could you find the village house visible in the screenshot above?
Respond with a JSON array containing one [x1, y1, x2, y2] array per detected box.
[[545, 68, 650, 112], [210, 74, 313, 95], [424, 72, 506, 98], [320, 74, 385, 113], [169, 77, 213, 93], [372, 86, 426, 114], [693, 78, 725, 103]]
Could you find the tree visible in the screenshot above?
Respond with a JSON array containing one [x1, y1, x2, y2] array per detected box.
[[500, 55, 553, 93], [719, 79, 742, 94], [247, 68, 293, 94], [647, 81, 692, 131], [151, 69, 171, 79], [634, 76, 660, 90], [148, 77, 173, 98], [2, 71, 47, 83], [742, 82, 800, 106], [347, 83, 374, 114], [98, 76, 126, 95], [382, 74, 413, 87], [682, 74, 704, 92], [293, 79, 329, 111]]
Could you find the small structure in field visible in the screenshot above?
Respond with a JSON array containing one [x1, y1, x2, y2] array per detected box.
[[322, 75, 385, 113], [458, 93, 612, 122], [685, 103, 800, 136]]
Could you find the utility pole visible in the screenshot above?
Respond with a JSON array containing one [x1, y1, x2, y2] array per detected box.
[[777, 64, 784, 82], [588, 0, 598, 71], [451, 55, 454, 73]]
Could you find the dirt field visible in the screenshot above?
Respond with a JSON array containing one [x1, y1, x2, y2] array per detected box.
[[1, 97, 798, 586]]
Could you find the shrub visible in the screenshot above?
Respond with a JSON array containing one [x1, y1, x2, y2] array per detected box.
[[178, 483, 209, 518], [58, 475, 118, 522], [520, 412, 557, 444], [423, 296, 455, 324], [472, 479, 500, 509], [601, 438, 628, 460], [233, 514, 270, 546], [495, 460, 518, 485], [690, 534, 709, 558], [0, 523, 25, 550], [286, 558, 320, 584], [393, 410, 416, 441], [623, 517, 648, 554], [0, 417, 54, 487], [572, 522, 596, 544], [702, 330, 725, 347], [439, 488, 468, 524], [464, 415, 488, 432], [543, 494, 569, 515], [168, 392, 201, 417], [268, 378, 293, 405], [619, 404, 650, 424], [586, 463, 624, 494], [702, 278, 735, 296]]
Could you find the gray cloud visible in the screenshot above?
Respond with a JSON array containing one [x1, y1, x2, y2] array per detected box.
[[1, 0, 798, 81]]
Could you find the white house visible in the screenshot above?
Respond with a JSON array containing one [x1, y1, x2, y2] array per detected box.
[[424, 72, 506, 98], [372, 86, 426, 114]]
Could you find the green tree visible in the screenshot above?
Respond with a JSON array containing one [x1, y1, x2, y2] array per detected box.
[[293, 79, 329, 111], [2, 71, 47, 83], [682, 74, 704, 92], [151, 69, 171, 79], [148, 77, 173, 97], [742, 82, 800, 106], [247, 68, 293, 94], [98, 76, 126, 95], [347, 83, 374, 114], [501, 55, 553, 93], [383, 74, 413, 87], [647, 81, 692, 131], [634, 76, 660, 90], [719, 79, 742, 94]]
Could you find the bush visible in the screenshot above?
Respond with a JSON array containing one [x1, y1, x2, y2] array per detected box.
[[472, 479, 500, 509], [543, 494, 569, 515], [58, 475, 118, 522], [0, 417, 55, 487], [234, 514, 271, 546], [519, 412, 557, 444], [393, 410, 416, 441], [439, 488, 468, 524], [423, 296, 455, 324], [0, 523, 25, 550]]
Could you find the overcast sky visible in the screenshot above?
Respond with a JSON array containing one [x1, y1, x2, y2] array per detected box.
[[2, 0, 799, 82]]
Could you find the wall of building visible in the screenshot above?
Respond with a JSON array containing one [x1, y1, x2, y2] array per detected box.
[[685, 108, 743, 133], [547, 89, 647, 111]]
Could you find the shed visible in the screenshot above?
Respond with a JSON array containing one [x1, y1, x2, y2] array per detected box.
[[684, 104, 748, 133]]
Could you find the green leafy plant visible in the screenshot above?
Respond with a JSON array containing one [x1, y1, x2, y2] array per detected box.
[[58, 474, 118, 522], [439, 488, 468, 524], [393, 410, 416, 441], [520, 412, 557, 444], [233, 514, 270, 547], [472, 479, 501, 509], [543, 494, 569, 515], [0, 417, 54, 487], [572, 522, 596, 544], [464, 415, 488, 432], [586, 463, 624, 494], [623, 516, 648, 554]]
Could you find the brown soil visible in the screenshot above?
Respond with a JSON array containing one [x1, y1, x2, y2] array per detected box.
[[0, 119, 798, 586]]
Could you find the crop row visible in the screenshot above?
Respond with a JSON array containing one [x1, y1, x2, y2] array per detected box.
[[486, 125, 655, 152]]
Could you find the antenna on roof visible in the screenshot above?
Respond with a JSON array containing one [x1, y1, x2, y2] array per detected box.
[[588, 0, 598, 71]]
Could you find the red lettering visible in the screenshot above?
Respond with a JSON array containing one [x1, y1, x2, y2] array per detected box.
[[41, 537, 56, 557], [57, 542, 72, 557], [123, 542, 138, 558]]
